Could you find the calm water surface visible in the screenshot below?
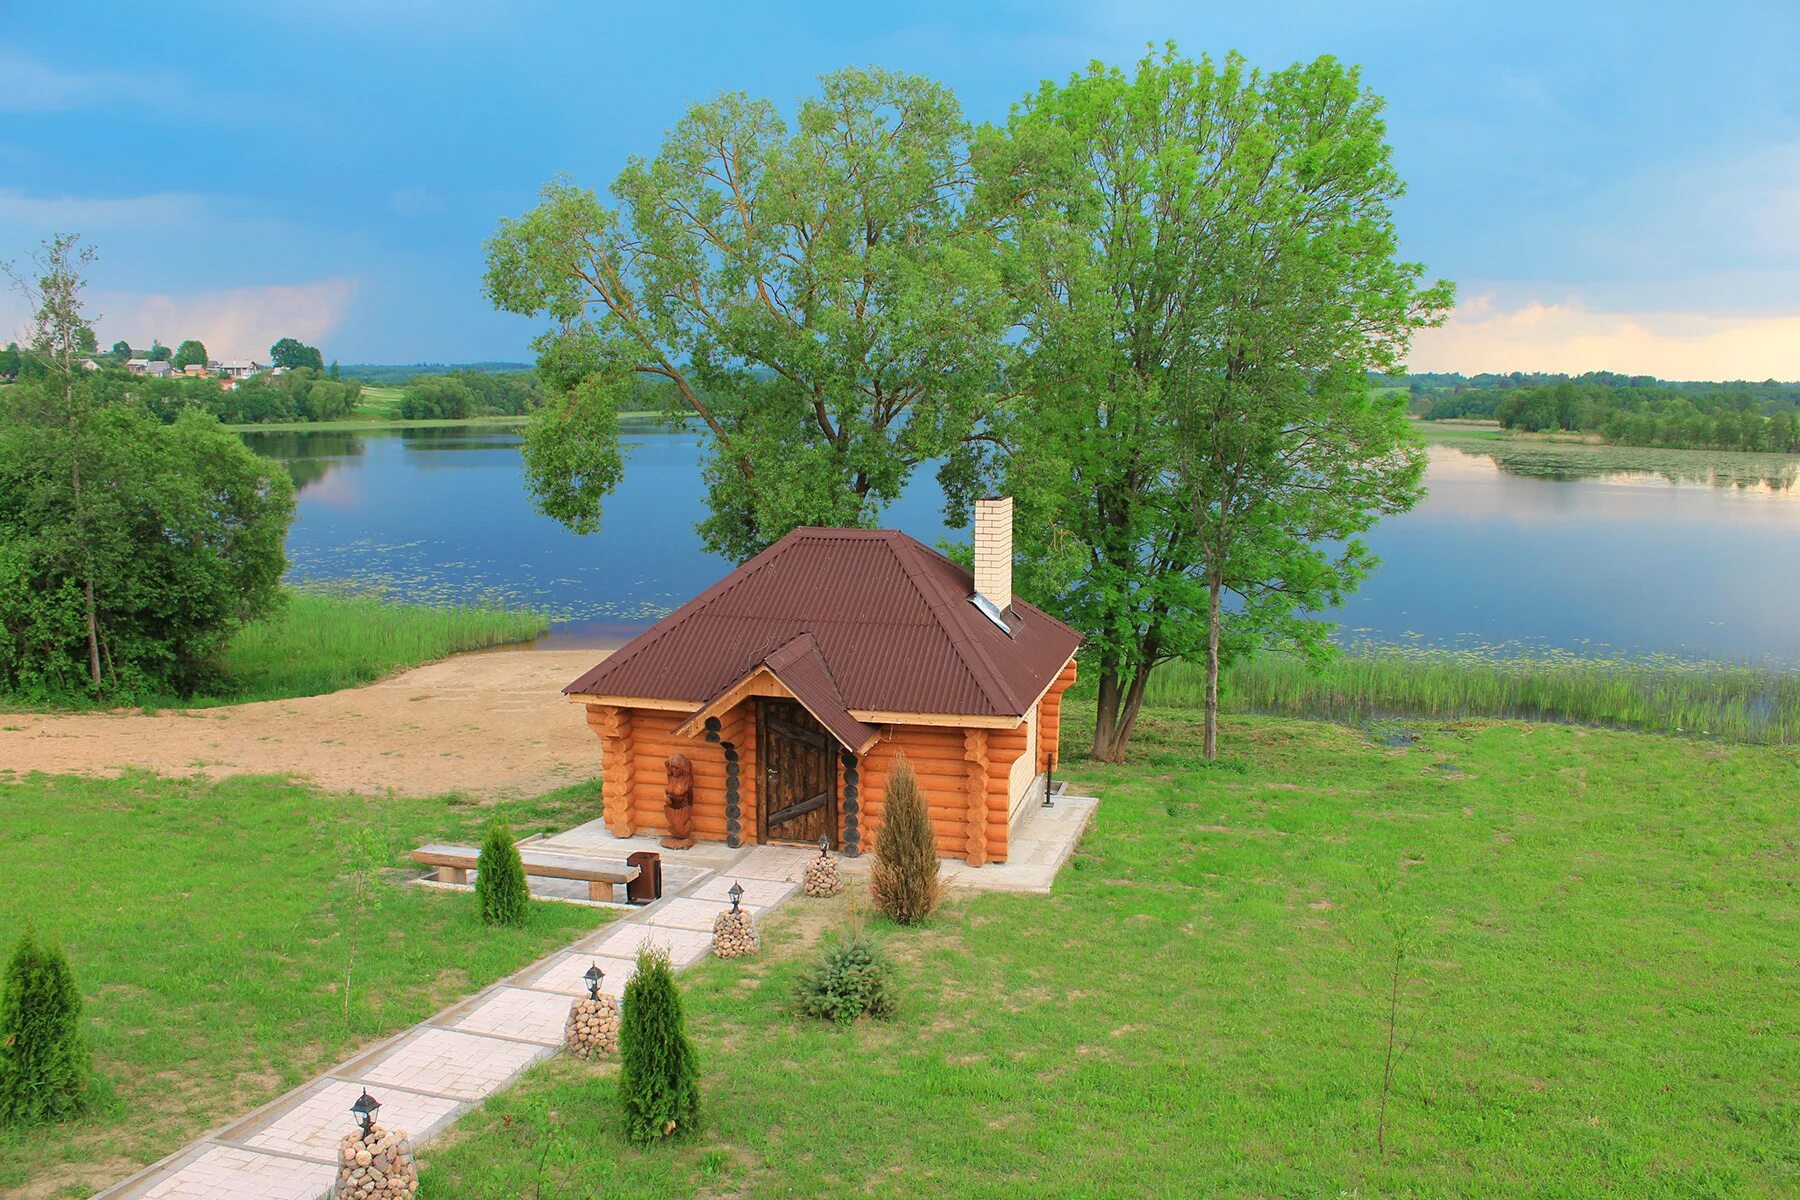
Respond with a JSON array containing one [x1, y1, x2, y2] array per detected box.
[[241, 426, 1800, 663]]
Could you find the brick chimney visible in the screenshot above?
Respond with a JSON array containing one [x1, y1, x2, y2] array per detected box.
[[972, 496, 1014, 616]]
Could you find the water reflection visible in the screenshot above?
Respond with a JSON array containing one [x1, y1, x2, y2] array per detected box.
[[241, 425, 1800, 662]]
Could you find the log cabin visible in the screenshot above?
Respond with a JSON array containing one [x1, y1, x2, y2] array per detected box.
[[565, 498, 1081, 865]]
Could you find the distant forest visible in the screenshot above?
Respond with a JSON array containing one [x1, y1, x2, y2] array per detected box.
[[1395, 371, 1800, 454], [339, 362, 533, 385]]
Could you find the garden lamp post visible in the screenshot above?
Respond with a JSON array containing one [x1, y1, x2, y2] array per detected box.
[[818, 834, 830, 857], [728, 881, 744, 914], [351, 1089, 380, 1136], [583, 962, 604, 1000]]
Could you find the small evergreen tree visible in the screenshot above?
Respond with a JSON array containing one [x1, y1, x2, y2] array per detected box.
[[870, 754, 941, 925], [0, 927, 90, 1126], [796, 932, 897, 1023], [475, 819, 529, 927], [618, 945, 699, 1144]]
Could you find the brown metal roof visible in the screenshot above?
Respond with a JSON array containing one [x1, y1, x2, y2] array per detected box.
[[565, 527, 1082, 719], [761, 633, 881, 752]]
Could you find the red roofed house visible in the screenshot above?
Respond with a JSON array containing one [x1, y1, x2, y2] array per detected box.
[[564, 498, 1081, 865]]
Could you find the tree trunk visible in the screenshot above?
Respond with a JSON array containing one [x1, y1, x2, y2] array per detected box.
[[68, 394, 100, 691], [1091, 662, 1153, 765], [1203, 575, 1222, 759], [1092, 668, 1122, 762]]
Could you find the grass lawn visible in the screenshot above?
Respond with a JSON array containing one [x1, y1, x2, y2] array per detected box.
[[420, 712, 1798, 1199], [0, 772, 608, 1198]]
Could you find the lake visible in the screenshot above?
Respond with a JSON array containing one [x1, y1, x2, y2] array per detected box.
[[240, 425, 1800, 664]]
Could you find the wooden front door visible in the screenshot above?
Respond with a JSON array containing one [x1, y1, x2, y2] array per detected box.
[[757, 699, 838, 846]]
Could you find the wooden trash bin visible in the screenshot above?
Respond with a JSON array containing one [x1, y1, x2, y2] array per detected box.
[[625, 851, 662, 904]]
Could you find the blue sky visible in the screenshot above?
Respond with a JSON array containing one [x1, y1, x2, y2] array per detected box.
[[3, 0, 1796, 377]]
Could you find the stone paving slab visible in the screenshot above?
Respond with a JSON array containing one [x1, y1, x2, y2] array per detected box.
[[642, 896, 737, 932], [240, 1079, 462, 1164], [726, 845, 820, 882], [357, 1028, 550, 1101], [449, 986, 576, 1046], [137, 1145, 335, 1200], [517, 952, 639, 998], [584, 920, 712, 965], [686, 875, 797, 907]]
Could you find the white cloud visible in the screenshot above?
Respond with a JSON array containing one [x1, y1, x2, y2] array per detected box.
[[0, 188, 212, 231], [70, 280, 359, 361], [1410, 293, 1800, 381], [0, 51, 180, 113]]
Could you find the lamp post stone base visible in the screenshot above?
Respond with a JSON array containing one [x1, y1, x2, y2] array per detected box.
[[334, 1124, 417, 1198]]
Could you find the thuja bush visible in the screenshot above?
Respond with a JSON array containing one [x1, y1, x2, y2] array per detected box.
[[618, 946, 699, 1144], [870, 754, 941, 925], [0, 927, 90, 1126], [475, 819, 529, 927], [796, 932, 897, 1023]]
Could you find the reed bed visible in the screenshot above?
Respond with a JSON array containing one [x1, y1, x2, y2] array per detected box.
[[1146, 644, 1800, 744], [212, 587, 549, 705]]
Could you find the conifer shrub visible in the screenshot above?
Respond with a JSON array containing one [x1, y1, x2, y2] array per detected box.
[[869, 754, 941, 925], [475, 819, 529, 927], [796, 932, 897, 1023], [0, 927, 90, 1126], [617, 945, 699, 1144]]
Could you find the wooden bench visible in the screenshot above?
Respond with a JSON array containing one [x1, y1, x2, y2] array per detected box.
[[411, 843, 640, 903]]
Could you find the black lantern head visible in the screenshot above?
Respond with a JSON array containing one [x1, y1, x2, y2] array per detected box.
[[351, 1088, 380, 1134], [818, 834, 830, 857], [583, 962, 604, 999], [728, 881, 744, 913]]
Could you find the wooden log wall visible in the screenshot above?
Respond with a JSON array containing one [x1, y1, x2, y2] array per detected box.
[[854, 721, 1029, 865], [586, 704, 635, 836], [1039, 657, 1078, 772], [717, 702, 755, 846]]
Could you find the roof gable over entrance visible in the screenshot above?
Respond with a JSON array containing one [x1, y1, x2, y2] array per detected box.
[[565, 527, 1082, 720]]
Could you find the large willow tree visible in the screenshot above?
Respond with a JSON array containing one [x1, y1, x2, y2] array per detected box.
[[983, 47, 1452, 761], [485, 68, 1012, 561]]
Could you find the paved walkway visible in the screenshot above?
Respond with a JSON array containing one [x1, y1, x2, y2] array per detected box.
[[94, 794, 1098, 1200]]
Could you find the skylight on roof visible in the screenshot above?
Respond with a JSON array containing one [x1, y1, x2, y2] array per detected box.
[[970, 592, 1010, 634]]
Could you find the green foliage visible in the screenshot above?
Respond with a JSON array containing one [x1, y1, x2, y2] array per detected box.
[[0, 344, 18, 379], [0, 927, 89, 1127], [1470, 377, 1800, 453], [398, 376, 474, 420], [0, 383, 295, 699], [869, 756, 941, 925], [172, 339, 208, 370], [269, 337, 325, 371], [475, 820, 529, 927], [795, 931, 897, 1023], [106, 340, 131, 364], [487, 66, 1012, 561], [146, 339, 171, 363], [983, 46, 1449, 760], [618, 946, 699, 1144]]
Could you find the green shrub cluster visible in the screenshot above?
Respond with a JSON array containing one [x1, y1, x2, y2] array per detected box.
[[869, 755, 941, 925], [475, 820, 529, 927], [618, 946, 699, 1144], [0, 399, 294, 700], [795, 932, 897, 1023], [0, 928, 89, 1126], [398, 371, 539, 420]]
